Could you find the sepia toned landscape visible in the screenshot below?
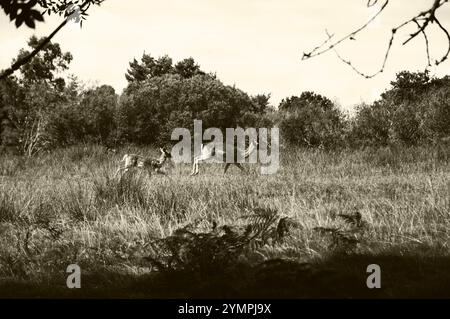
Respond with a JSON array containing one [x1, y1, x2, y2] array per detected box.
[[1, 0, 450, 298]]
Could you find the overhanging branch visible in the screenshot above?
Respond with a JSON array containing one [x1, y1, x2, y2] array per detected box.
[[302, 0, 450, 78], [0, 18, 68, 80], [0, 0, 96, 81]]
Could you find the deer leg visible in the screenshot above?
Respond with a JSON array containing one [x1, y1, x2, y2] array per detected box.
[[114, 166, 121, 178], [223, 163, 231, 174], [190, 157, 198, 176], [192, 156, 205, 176], [114, 168, 121, 179], [235, 163, 246, 172], [114, 165, 128, 179], [155, 168, 166, 175], [194, 157, 201, 175]]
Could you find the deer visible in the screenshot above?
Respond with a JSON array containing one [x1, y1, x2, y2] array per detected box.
[[114, 147, 172, 178], [190, 139, 258, 176]]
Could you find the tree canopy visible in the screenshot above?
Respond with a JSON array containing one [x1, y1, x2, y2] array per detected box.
[[125, 54, 206, 83]]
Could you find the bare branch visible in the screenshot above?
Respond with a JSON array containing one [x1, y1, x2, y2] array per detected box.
[[413, 19, 431, 67], [302, 0, 390, 60], [434, 17, 450, 65], [302, 0, 450, 78], [0, 18, 68, 80]]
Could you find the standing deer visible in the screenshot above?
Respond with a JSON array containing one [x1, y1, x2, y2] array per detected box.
[[114, 147, 172, 178], [190, 139, 258, 176]]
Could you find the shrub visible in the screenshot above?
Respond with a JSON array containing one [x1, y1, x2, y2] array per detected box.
[[279, 92, 346, 148]]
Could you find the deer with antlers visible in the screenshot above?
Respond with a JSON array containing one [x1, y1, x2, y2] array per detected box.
[[114, 147, 172, 178]]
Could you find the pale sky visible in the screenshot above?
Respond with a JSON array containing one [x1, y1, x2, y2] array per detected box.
[[1, 0, 450, 111]]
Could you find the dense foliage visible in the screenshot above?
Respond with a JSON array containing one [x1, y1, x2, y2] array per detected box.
[[279, 92, 346, 148], [1, 37, 450, 154], [350, 71, 450, 147]]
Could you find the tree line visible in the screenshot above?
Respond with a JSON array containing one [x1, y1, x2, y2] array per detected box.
[[1, 36, 449, 155]]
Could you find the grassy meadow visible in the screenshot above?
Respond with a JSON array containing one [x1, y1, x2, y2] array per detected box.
[[0, 144, 450, 298]]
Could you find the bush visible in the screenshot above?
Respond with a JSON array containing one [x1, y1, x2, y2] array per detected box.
[[349, 72, 450, 148], [279, 92, 346, 148], [117, 74, 265, 145], [45, 85, 118, 147]]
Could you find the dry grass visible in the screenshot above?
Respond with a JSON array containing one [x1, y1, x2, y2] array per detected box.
[[0, 144, 449, 298]]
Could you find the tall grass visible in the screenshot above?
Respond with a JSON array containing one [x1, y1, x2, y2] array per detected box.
[[0, 144, 449, 297]]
